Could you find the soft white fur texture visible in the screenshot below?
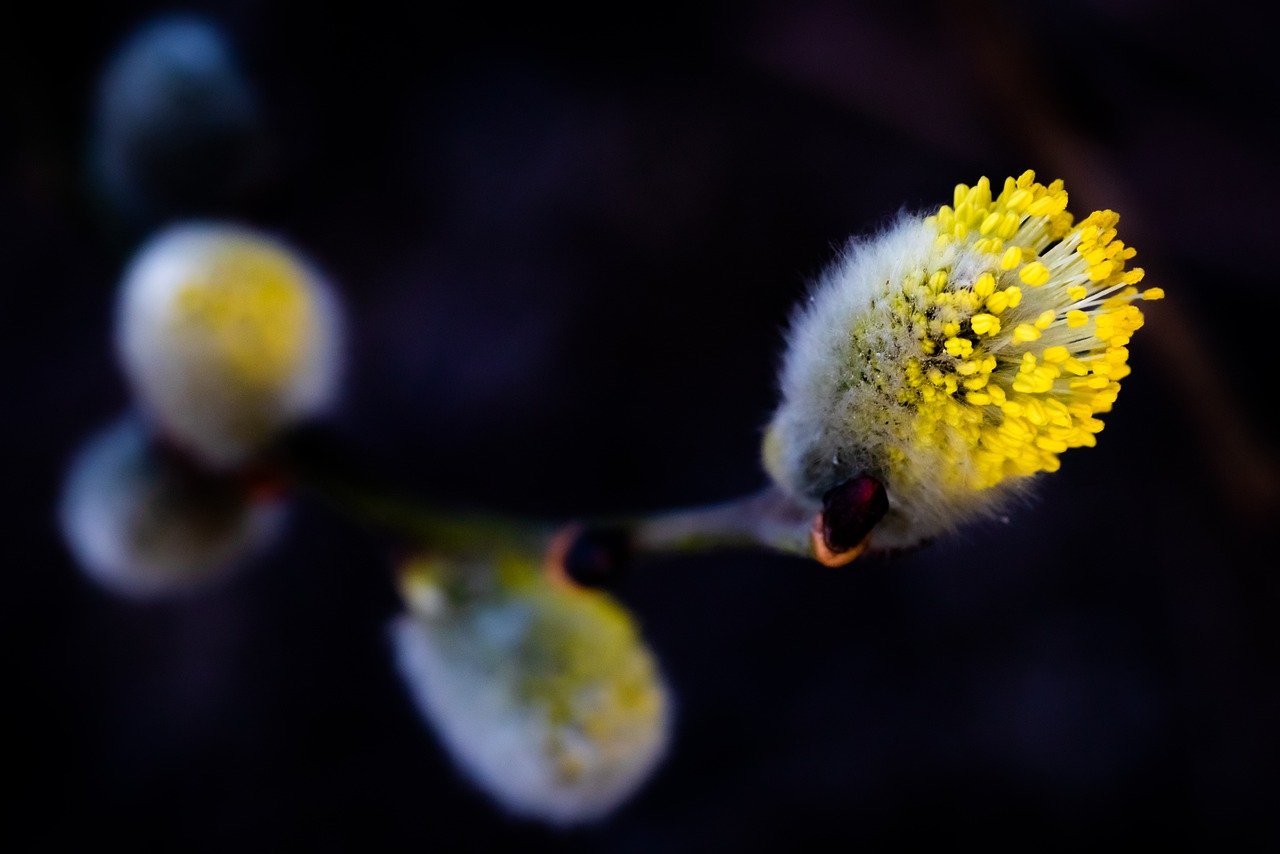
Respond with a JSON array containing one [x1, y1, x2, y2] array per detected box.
[[391, 599, 670, 826], [767, 215, 1021, 549], [59, 417, 282, 597]]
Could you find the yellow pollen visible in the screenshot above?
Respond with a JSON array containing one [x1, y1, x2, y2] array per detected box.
[[1042, 346, 1070, 363], [839, 172, 1159, 497], [171, 242, 314, 389], [1013, 324, 1041, 342], [1019, 262, 1052, 286], [970, 313, 1000, 336], [1064, 358, 1088, 376]]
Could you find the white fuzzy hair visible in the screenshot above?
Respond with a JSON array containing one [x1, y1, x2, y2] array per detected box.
[[767, 214, 1021, 549], [391, 603, 670, 826]]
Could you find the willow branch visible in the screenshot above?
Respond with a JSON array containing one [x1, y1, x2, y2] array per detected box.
[[275, 427, 877, 582], [624, 487, 816, 558], [277, 427, 551, 557]]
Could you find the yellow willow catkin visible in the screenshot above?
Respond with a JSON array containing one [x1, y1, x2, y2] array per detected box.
[[765, 171, 1162, 549]]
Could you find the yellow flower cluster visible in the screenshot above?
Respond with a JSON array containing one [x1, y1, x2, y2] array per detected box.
[[171, 239, 313, 390], [857, 171, 1162, 492], [117, 224, 341, 466]]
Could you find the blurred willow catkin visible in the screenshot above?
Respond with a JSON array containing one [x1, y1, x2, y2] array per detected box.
[[60, 417, 284, 596], [392, 552, 671, 825]]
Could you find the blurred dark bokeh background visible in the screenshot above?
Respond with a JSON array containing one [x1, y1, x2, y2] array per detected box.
[[6, 1, 1279, 848]]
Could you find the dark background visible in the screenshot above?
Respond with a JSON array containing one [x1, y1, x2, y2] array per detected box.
[[6, 1, 1279, 848]]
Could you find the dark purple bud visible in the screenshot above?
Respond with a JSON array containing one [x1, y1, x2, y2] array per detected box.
[[562, 526, 632, 590], [820, 475, 889, 555]]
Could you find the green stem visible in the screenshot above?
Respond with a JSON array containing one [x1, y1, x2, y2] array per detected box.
[[279, 428, 550, 557], [278, 427, 830, 567]]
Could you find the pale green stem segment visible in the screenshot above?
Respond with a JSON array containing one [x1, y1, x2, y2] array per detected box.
[[624, 487, 818, 560]]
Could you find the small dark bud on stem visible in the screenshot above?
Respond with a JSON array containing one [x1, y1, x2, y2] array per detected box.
[[552, 525, 633, 590], [811, 475, 889, 567]]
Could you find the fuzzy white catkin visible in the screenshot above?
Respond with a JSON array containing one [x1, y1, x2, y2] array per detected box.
[[59, 418, 283, 597], [767, 216, 1020, 549], [91, 15, 260, 218], [392, 563, 671, 825], [117, 223, 342, 467]]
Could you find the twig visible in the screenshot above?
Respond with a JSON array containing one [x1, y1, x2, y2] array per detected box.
[[277, 426, 880, 584]]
